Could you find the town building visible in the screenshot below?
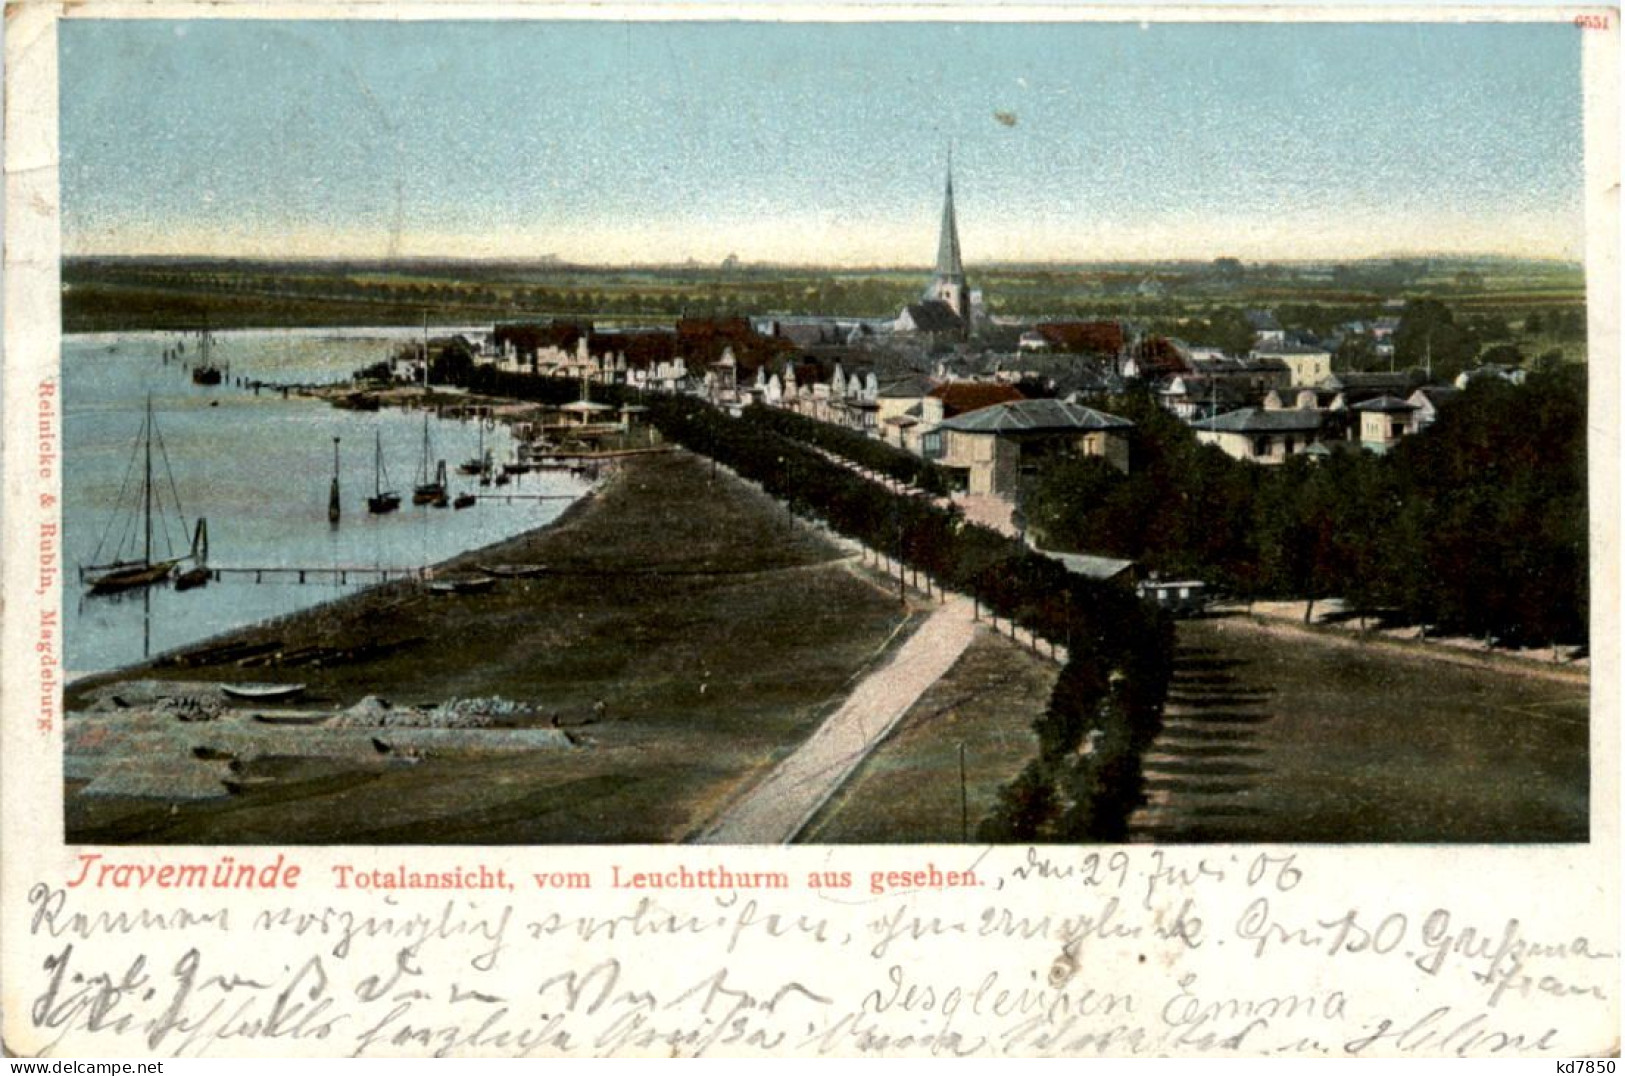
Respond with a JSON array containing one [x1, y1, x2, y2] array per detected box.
[[1352, 395, 1419, 453], [1407, 385, 1461, 429], [1250, 341, 1332, 387], [1192, 407, 1327, 464], [930, 399, 1135, 497]]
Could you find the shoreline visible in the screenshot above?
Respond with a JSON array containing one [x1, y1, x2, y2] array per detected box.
[[63, 368, 597, 696], [64, 464, 614, 707]]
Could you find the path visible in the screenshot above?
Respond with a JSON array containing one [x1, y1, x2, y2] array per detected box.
[[693, 594, 979, 844]]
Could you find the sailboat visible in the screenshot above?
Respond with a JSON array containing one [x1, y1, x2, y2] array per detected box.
[[412, 414, 448, 506], [83, 397, 204, 595], [191, 325, 224, 386], [458, 416, 486, 476], [174, 520, 211, 591], [367, 430, 402, 514]]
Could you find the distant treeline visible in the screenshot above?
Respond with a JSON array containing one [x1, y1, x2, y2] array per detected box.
[[445, 361, 1175, 840], [1028, 368, 1588, 648], [62, 257, 1586, 333]]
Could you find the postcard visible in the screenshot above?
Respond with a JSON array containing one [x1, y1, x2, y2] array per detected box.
[[2, 1, 1618, 1059]]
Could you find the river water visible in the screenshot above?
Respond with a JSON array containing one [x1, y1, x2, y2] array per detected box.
[[63, 328, 588, 676]]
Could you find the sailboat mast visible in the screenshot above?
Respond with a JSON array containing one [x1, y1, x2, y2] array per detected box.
[[143, 396, 154, 566], [375, 430, 383, 496]]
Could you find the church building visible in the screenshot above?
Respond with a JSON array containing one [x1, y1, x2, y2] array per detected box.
[[895, 164, 971, 340]]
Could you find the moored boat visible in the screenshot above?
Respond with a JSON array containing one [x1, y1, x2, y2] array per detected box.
[[83, 397, 208, 596], [412, 414, 448, 505], [190, 325, 224, 385], [367, 429, 402, 514]]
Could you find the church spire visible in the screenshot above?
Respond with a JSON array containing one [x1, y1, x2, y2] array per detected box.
[[934, 155, 965, 283], [923, 153, 971, 328]]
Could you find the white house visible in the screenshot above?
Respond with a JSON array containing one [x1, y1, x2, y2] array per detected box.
[[1192, 408, 1327, 464], [1250, 341, 1333, 388]]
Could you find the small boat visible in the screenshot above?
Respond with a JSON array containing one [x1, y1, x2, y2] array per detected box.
[[174, 566, 210, 591], [223, 682, 308, 702], [457, 419, 487, 475], [475, 563, 549, 578], [247, 713, 327, 727], [224, 775, 280, 794], [427, 577, 496, 595], [453, 492, 476, 510], [367, 430, 402, 514]]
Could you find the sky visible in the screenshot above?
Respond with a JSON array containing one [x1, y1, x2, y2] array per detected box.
[[59, 18, 1587, 265]]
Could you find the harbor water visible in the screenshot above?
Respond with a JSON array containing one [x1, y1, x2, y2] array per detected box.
[[63, 328, 589, 675]]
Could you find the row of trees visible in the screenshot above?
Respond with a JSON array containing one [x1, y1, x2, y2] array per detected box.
[[741, 406, 964, 496], [1026, 368, 1587, 647]]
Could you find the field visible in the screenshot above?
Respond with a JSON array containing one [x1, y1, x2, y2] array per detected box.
[[1130, 616, 1589, 843], [65, 452, 923, 844]]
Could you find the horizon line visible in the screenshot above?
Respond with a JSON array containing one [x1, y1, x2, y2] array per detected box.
[[64, 252, 1585, 269]]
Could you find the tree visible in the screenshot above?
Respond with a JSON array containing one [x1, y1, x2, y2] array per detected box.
[[1394, 298, 1476, 380], [1336, 334, 1378, 372]]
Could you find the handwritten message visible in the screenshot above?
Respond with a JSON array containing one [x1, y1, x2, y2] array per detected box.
[[11, 848, 1615, 1058]]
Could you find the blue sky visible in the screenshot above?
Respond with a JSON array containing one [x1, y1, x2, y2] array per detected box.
[[60, 19, 1585, 264]]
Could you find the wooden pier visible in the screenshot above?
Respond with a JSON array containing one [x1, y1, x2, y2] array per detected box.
[[207, 565, 427, 585], [473, 492, 579, 503]]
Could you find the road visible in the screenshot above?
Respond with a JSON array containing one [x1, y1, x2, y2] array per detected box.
[[693, 594, 979, 844]]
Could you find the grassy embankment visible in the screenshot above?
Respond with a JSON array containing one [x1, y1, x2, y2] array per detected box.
[[1132, 616, 1589, 843], [67, 452, 930, 844]]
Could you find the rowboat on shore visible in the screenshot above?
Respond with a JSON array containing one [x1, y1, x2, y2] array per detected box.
[[475, 563, 549, 578], [222, 682, 307, 703], [426, 577, 497, 595]]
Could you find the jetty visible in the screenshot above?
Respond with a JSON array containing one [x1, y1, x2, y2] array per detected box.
[[204, 565, 429, 585]]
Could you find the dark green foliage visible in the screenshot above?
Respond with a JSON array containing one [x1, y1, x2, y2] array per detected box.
[[742, 405, 964, 495], [975, 760, 1059, 841], [427, 336, 477, 383], [1024, 369, 1588, 647]]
